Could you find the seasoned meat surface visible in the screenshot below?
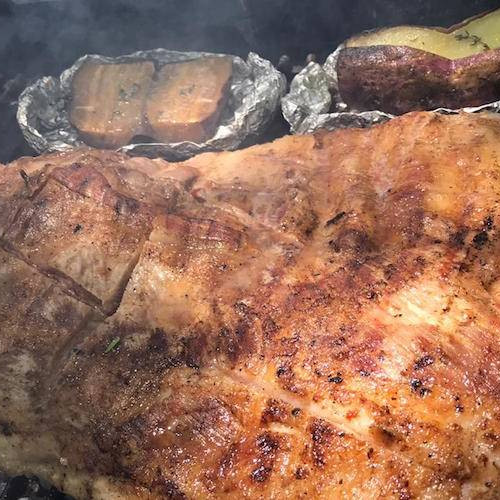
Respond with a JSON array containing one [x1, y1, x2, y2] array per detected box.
[[2, 112, 500, 498]]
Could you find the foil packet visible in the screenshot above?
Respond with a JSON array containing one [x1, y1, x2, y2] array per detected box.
[[282, 44, 500, 135], [17, 49, 286, 160]]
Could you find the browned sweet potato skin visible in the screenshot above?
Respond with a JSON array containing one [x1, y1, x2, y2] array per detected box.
[[337, 45, 500, 115]]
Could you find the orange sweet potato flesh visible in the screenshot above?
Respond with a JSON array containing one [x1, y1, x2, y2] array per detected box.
[[145, 57, 233, 143], [69, 61, 155, 148]]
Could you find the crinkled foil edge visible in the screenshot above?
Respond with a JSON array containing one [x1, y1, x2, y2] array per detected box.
[[17, 49, 286, 160], [282, 44, 500, 135]]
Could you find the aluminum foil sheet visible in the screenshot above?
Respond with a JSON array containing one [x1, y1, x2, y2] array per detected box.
[[282, 44, 500, 135], [17, 50, 286, 160]]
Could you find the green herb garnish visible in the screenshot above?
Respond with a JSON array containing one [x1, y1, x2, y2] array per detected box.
[[104, 337, 120, 353], [454, 30, 490, 51]]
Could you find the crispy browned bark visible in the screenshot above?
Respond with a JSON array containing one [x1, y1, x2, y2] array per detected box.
[[2, 112, 500, 498]]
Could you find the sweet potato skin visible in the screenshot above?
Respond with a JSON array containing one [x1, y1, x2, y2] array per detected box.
[[337, 45, 500, 115]]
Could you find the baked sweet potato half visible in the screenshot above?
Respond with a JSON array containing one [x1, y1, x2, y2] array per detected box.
[[337, 8, 500, 114], [69, 57, 233, 148], [145, 57, 233, 143], [70, 61, 155, 148]]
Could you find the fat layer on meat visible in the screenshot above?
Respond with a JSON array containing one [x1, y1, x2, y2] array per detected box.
[[2, 113, 500, 499]]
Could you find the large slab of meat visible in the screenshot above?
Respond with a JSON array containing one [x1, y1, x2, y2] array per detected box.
[[1, 112, 500, 499]]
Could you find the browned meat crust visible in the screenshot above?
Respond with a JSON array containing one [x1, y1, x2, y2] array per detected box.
[[2, 112, 500, 498]]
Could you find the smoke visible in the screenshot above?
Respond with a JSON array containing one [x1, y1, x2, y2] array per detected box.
[[1, 0, 500, 84], [0, 0, 256, 80]]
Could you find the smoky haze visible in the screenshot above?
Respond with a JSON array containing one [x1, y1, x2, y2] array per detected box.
[[1, 0, 500, 81], [0, 0, 498, 162]]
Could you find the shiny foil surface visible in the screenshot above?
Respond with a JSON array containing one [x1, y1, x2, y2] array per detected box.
[[282, 44, 500, 134]]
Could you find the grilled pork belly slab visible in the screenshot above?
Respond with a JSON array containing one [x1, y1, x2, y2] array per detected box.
[[2, 113, 500, 498]]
